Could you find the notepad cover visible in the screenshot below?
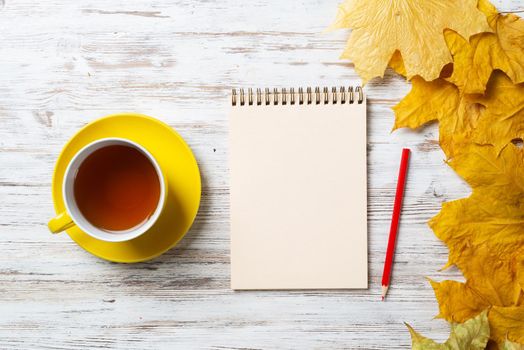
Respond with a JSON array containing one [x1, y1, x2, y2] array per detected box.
[[230, 96, 367, 289]]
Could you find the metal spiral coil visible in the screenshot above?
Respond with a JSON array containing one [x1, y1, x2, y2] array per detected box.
[[232, 86, 364, 106]]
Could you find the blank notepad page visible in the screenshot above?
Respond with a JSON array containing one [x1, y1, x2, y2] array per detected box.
[[230, 87, 367, 290]]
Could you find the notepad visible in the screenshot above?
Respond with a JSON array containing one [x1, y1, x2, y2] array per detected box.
[[230, 87, 367, 290]]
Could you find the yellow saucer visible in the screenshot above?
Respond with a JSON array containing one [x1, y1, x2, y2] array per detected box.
[[51, 113, 201, 263]]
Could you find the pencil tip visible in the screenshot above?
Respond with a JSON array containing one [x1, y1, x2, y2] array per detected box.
[[381, 285, 389, 301]]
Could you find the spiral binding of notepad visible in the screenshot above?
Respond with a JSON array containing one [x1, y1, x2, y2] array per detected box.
[[231, 86, 363, 106]]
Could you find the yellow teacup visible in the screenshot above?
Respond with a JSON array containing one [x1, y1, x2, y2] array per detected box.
[[48, 137, 167, 243]]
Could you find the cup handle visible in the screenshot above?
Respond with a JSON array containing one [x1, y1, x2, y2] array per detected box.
[[48, 211, 75, 234]]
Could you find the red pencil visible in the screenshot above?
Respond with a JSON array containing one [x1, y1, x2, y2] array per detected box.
[[381, 148, 410, 301]]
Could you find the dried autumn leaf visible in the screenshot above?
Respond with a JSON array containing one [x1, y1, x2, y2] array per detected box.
[[431, 145, 524, 272], [406, 310, 489, 350], [330, 0, 491, 83], [432, 280, 524, 345], [393, 71, 523, 157], [502, 338, 524, 350], [430, 248, 523, 318], [392, 77, 481, 158], [444, 11, 524, 94], [388, 50, 407, 77], [429, 143, 524, 345], [429, 279, 489, 322], [431, 144, 524, 288], [471, 72, 524, 154], [490, 306, 524, 345], [478, 0, 499, 28], [392, 77, 457, 130]]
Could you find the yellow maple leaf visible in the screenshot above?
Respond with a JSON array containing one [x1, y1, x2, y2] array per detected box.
[[392, 77, 457, 130], [429, 248, 523, 317], [393, 71, 523, 158], [502, 338, 524, 350], [429, 279, 490, 322], [471, 73, 524, 154], [388, 50, 407, 77], [392, 76, 481, 158], [429, 143, 524, 345], [406, 310, 490, 350], [477, 0, 499, 28], [387, 51, 453, 79], [490, 306, 524, 345], [444, 11, 524, 94], [330, 0, 491, 83], [431, 144, 524, 287], [432, 280, 524, 345]]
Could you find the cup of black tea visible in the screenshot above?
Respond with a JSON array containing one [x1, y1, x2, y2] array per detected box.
[[48, 138, 166, 242]]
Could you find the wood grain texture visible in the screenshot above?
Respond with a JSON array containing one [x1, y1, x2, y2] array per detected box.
[[0, 0, 521, 349]]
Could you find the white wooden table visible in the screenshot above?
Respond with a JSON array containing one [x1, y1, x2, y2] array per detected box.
[[1, 1, 521, 349]]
